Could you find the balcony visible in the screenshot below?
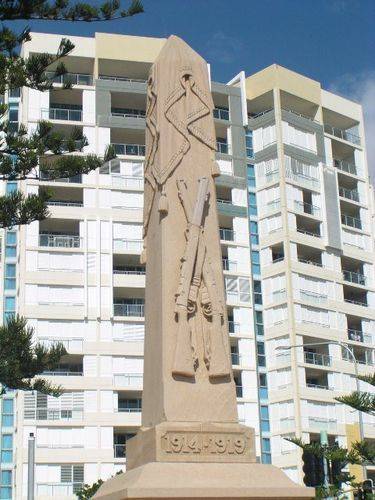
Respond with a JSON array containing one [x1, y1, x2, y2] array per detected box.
[[42, 107, 82, 122], [217, 141, 231, 155], [308, 417, 337, 433], [236, 385, 243, 398], [264, 199, 281, 215], [40, 171, 82, 183], [228, 321, 240, 334], [43, 363, 83, 377], [306, 382, 331, 390], [300, 290, 327, 305], [111, 108, 145, 119], [339, 187, 360, 203], [31, 408, 83, 420], [113, 374, 143, 387], [112, 175, 143, 190], [99, 75, 147, 83], [111, 143, 145, 156], [114, 266, 145, 275], [113, 303, 144, 317], [37, 483, 83, 496], [288, 170, 320, 191], [213, 107, 230, 121], [231, 352, 241, 365], [39, 233, 81, 248], [294, 200, 320, 218], [248, 109, 273, 120], [38, 337, 83, 352], [344, 286, 368, 307], [348, 329, 372, 343], [114, 443, 126, 458], [296, 228, 321, 238], [219, 228, 235, 242], [45, 71, 93, 86], [343, 270, 366, 286], [304, 351, 331, 367], [47, 200, 83, 207], [118, 399, 142, 413], [113, 239, 143, 254], [324, 124, 361, 145], [334, 159, 358, 176], [222, 258, 237, 272], [341, 214, 362, 230]]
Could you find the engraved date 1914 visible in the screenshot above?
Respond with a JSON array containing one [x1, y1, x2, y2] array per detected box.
[[161, 432, 247, 455]]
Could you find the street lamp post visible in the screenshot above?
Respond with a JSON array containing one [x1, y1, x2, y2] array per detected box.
[[276, 340, 366, 480]]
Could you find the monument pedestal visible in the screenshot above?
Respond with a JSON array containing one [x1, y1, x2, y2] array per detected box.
[[93, 461, 313, 499], [94, 422, 313, 499]]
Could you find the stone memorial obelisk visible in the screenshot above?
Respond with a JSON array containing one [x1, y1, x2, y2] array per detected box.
[[94, 35, 313, 499]]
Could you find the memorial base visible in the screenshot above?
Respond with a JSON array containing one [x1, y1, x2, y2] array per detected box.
[[93, 461, 314, 499], [94, 423, 313, 499]]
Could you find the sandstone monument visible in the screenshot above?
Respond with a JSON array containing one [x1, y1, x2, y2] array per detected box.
[[94, 35, 313, 499]]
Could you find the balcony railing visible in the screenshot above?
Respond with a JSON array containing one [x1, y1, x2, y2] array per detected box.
[[306, 383, 331, 390], [113, 268, 145, 275], [111, 110, 145, 119], [304, 351, 331, 367], [38, 337, 83, 352], [300, 289, 327, 305], [298, 257, 323, 268], [339, 187, 360, 202], [265, 199, 281, 214], [219, 228, 235, 241], [45, 71, 93, 86], [334, 159, 358, 176], [236, 385, 243, 398], [222, 259, 237, 271], [217, 142, 230, 155], [31, 408, 83, 420], [343, 270, 366, 286], [113, 373, 143, 387], [289, 170, 320, 191], [296, 228, 321, 238], [281, 108, 318, 123], [39, 234, 81, 248], [47, 200, 83, 207], [113, 303, 144, 317], [42, 107, 82, 121], [324, 124, 361, 145], [112, 175, 143, 190], [248, 109, 273, 120], [117, 405, 142, 413], [113, 238, 143, 253], [341, 214, 362, 230], [43, 369, 83, 376], [308, 417, 337, 432], [40, 171, 82, 183], [347, 329, 372, 343], [99, 75, 147, 83], [114, 443, 126, 458], [111, 143, 146, 156], [217, 198, 232, 205], [213, 107, 230, 120], [344, 297, 368, 307], [228, 321, 240, 334], [294, 200, 320, 217], [37, 483, 83, 496]]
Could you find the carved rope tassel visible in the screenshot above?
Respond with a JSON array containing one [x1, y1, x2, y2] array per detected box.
[[158, 185, 169, 214], [140, 243, 147, 265], [211, 160, 221, 178]]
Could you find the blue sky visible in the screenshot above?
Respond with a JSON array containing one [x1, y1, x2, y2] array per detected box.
[[10, 0, 375, 172]]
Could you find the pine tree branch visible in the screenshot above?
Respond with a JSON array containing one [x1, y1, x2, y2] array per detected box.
[[335, 391, 375, 416]]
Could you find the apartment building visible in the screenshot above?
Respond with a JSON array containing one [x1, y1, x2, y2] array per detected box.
[[0, 32, 373, 499]]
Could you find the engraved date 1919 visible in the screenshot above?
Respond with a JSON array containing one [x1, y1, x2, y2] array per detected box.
[[161, 432, 247, 455]]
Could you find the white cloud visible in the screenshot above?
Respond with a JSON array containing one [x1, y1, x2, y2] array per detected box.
[[329, 71, 375, 183], [204, 32, 243, 65]]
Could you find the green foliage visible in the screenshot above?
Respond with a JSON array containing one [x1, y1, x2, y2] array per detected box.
[[335, 391, 375, 417], [76, 471, 123, 499], [0, 0, 142, 228], [0, 315, 67, 396], [75, 479, 104, 499]]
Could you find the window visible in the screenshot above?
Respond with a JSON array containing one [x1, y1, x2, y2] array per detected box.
[[5, 232, 16, 259], [0, 471, 11, 499], [255, 311, 264, 336], [257, 342, 266, 367], [250, 221, 259, 246], [261, 437, 272, 463], [1, 435, 12, 463], [247, 164, 256, 187], [0, 472, 11, 486], [2, 400, 13, 427], [248, 192, 257, 216], [5, 183, 17, 194], [245, 129, 253, 158], [260, 405, 270, 432], [252, 251, 260, 275], [253, 280, 262, 305], [259, 373, 268, 400], [4, 264, 16, 290], [0, 486, 12, 499]]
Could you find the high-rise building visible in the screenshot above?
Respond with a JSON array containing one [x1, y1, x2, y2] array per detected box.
[[1, 32, 374, 499]]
